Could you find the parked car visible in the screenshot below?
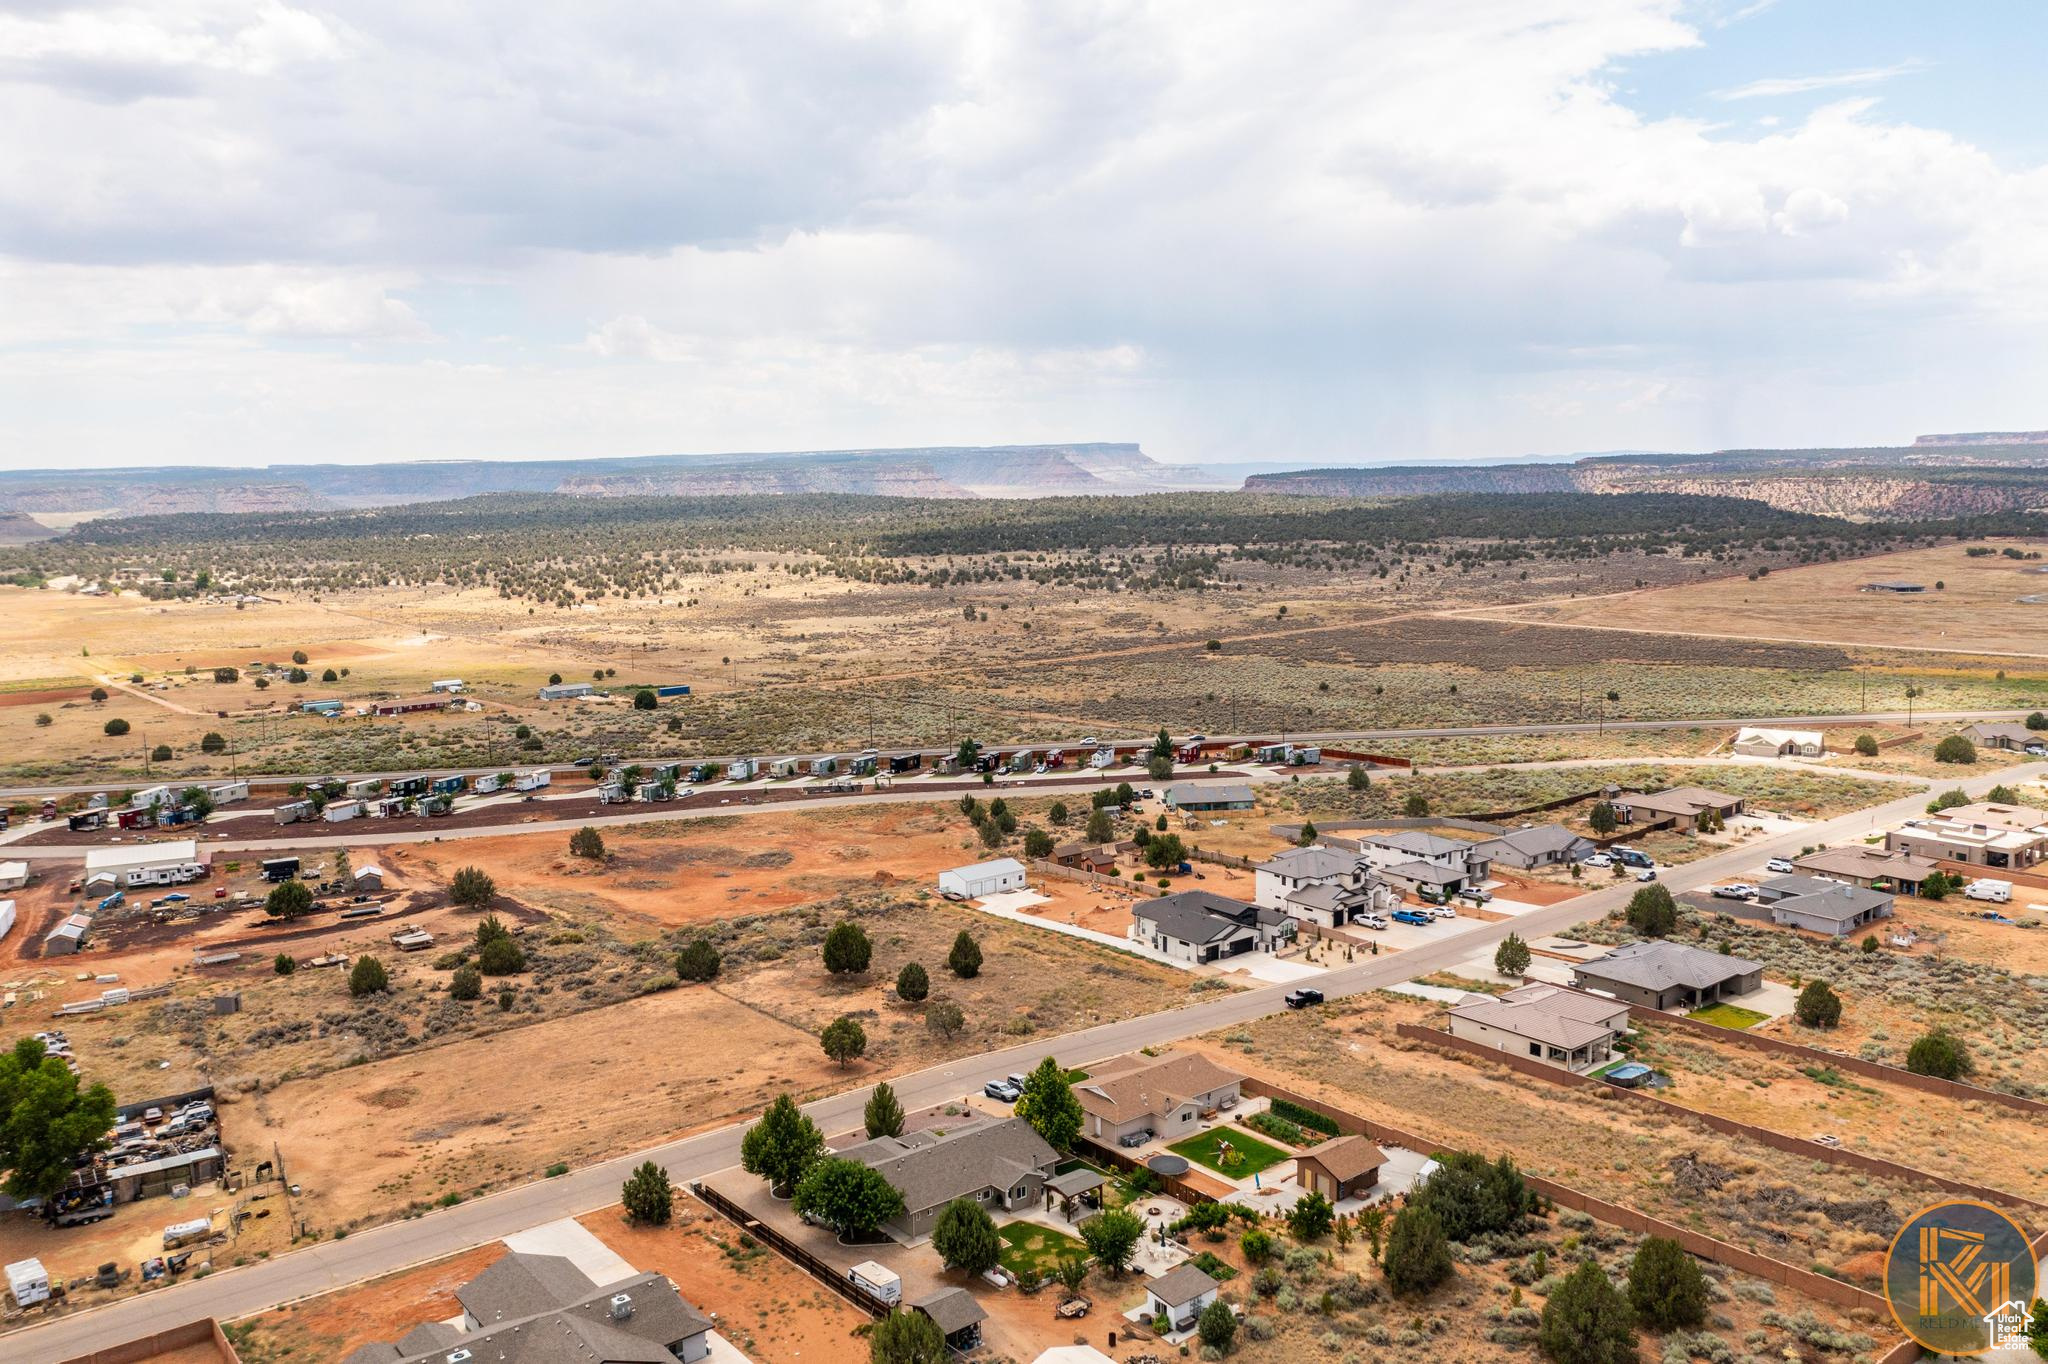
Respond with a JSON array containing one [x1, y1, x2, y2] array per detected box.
[[1356, 913, 1390, 930], [1188, 733, 1207, 742], [1413, 885, 1449, 905], [1428, 904, 1458, 920], [1764, 857, 1795, 875], [1634, 867, 1658, 882], [1964, 878, 2013, 903], [1711, 883, 1759, 900], [1391, 909, 1433, 926], [1283, 988, 1325, 1009], [1583, 852, 1614, 869], [1080, 736, 1098, 747], [939, 889, 967, 902], [1456, 886, 1492, 903], [1612, 848, 1654, 869], [983, 1079, 1021, 1103]]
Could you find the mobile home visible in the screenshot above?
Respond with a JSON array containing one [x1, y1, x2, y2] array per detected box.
[[129, 785, 172, 811], [262, 857, 300, 882], [116, 808, 154, 831], [429, 678, 465, 693], [1088, 748, 1116, 769], [537, 681, 595, 701], [514, 769, 552, 792], [472, 773, 503, 795], [1043, 748, 1066, 770], [727, 758, 757, 781], [808, 756, 839, 777], [299, 698, 344, 716], [888, 754, 922, 774], [208, 780, 249, 805], [390, 776, 430, 798], [1254, 744, 1289, 763], [323, 799, 365, 823], [68, 810, 107, 832], [768, 758, 801, 779], [345, 778, 382, 799], [274, 799, 314, 825], [654, 684, 691, 697], [430, 775, 465, 796]]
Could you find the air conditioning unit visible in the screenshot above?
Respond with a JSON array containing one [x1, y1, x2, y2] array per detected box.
[[447, 1351, 473, 1364], [610, 1292, 633, 1320]]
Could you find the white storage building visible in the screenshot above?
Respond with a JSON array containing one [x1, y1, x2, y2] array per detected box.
[[0, 899, 15, 942], [0, 860, 26, 891], [84, 841, 201, 882], [937, 858, 1028, 900]]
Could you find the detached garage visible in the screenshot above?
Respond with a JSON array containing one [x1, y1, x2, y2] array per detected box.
[[938, 858, 1027, 900]]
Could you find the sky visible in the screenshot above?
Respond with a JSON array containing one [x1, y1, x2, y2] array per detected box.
[[3, 0, 2047, 472]]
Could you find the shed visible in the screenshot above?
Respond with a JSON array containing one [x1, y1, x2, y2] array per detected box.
[[1293, 1134, 1388, 1203], [938, 858, 1027, 900], [910, 1287, 987, 1351], [6, 1257, 50, 1308], [0, 861, 26, 891], [44, 913, 92, 956], [353, 865, 385, 891], [1143, 1262, 1220, 1330]]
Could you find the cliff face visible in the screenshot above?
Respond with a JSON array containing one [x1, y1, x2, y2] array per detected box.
[[1242, 466, 1579, 497], [555, 462, 973, 499], [1915, 431, 2048, 446]]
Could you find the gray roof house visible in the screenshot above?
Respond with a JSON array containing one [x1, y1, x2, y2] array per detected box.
[[910, 1287, 988, 1351], [1131, 890, 1294, 963], [340, 1252, 713, 1364], [1353, 830, 1489, 894], [1766, 883, 1894, 938], [1571, 940, 1764, 1012], [1163, 782, 1256, 811], [840, 1116, 1058, 1243], [1473, 824, 1596, 870], [1144, 1263, 1222, 1331], [1253, 846, 1391, 924], [1448, 984, 1631, 1073], [1961, 722, 2044, 752]]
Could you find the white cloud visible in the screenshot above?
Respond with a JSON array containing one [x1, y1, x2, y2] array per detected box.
[[1715, 61, 1925, 102]]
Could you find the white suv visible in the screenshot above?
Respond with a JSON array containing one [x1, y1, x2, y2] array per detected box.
[[1356, 913, 1390, 930]]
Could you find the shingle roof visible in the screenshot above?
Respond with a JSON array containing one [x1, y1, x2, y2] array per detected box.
[[1166, 782, 1255, 806], [1255, 846, 1360, 879], [1360, 830, 1473, 858], [457, 1253, 608, 1327], [851, 1116, 1056, 1215], [912, 1287, 989, 1335], [1299, 1133, 1387, 1183], [1476, 825, 1592, 859], [1284, 883, 1350, 913], [370, 1266, 711, 1364], [1382, 859, 1463, 885], [1770, 884, 1894, 924], [1074, 1052, 1246, 1127], [1132, 891, 1286, 944], [1761, 874, 1842, 898], [1615, 787, 1742, 819], [1963, 722, 2038, 744], [1574, 941, 1761, 993], [1449, 983, 1629, 1050], [1147, 1262, 1220, 1307], [1792, 846, 1937, 880]]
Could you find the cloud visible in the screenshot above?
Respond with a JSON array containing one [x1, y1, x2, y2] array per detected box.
[[1714, 61, 1925, 102]]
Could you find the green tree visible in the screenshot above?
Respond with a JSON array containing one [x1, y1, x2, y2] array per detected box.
[[1626, 1236, 1708, 1331], [265, 878, 313, 920], [1933, 734, 1977, 764], [793, 1156, 904, 1238], [1624, 883, 1678, 938], [824, 920, 872, 974], [1198, 1297, 1238, 1353], [569, 826, 606, 859], [1287, 1189, 1335, 1241], [1988, 783, 2022, 804], [821, 1015, 868, 1066], [450, 866, 496, 910], [548, 672, 562, 686], [477, 935, 526, 975], [1240, 1228, 1277, 1263], [1409, 1151, 1534, 1242], [1588, 801, 1618, 836], [1144, 832, 1187, 870], [1079, 1208, 1145, 1276], [741, 1094, 825, 1195], [864, 1081, 905, 1139], [1920, 869, 1954, 900], [675, 939, 721, 982], [1015, 1056, 1084, 1151], [104, 717, 130, 736], [0, 1038, 118, 1199], [1383, 1205, 1454, 1296], [633, 688, 658, 710], [1795, 978, 1842, 1028], [273, 952, 296, 976], [1495, 932, 1531, 978], [1298, 819, 1318, 846], [926, 1000, 966, 1040], [932, 1196, 1002, 1275], [2026, 711, 2048, 731], [450, 965, 483, 1000], [622, 1160, 673, 1225], [291, 650, 308, 665], [947, 930, 983, 978], [201, 731, 227, 754], [1048, 800, 1070, 826], [977, 818, 1005, 849], [349, 955, 390, 997], [1084, 807, 1115, 844], [1347, 764, 1370, 791], [1853, 733, 1880, 756], [1147, 753, 1174, 783], [1402, 792, 1430, 817], [1023, 827, 1054, 859], [868, 1308, 946, 1364], [1905, 1027, 1974, 1080], [1929, 787, 1970, 813], [1539, 1260, 1637, 1364], [896, 961, 930, 1002]]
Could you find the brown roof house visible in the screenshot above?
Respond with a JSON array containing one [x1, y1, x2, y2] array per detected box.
[[1961, 722, 2046, 753], [1293, 1134, 1388, 1205], [1791, 845, 1937, 895], [1571, 941, 1762, 1012], [340, 1251, 714, 1364], [1447, 983, 1630, 1072], [1610, 786, 1746, 830], [1074, 1051, 1245, 1147], [839, 1116, 1058, 1243]]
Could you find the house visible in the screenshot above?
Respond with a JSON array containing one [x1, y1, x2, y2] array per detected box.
[[1350, 830, 1490, 895], [339, 1251, 714, 1364], [1571, 941, 1763, 1011], [1253, 845, 1366, 908], [1886, 803, 2048, 871], [1143, 1262, 1221, 1332], [841, 1116, 1059, 1243], [44, 913, 91, 956], [0, 861, 26, 892], [1791, 845, 1938, 895], [1861, 580, 1926, 592], [537, 681, 596, 701], [430, 678, 465, 693], [1280, 881, 1391, 928], [1130, 890, 1294, 963], [370, 696, 449, 717], [1471, 824, 1596, 871], [1961, 722, 2044, 752], [1762, 881, 1895, 938], [1052, 840, 1132, 872], [937, 858, 1027, 900], [909, 1288, 987, 1352], [83, 841, 202, 884], [1293, 1134, 1388, 1203], [1162, 782, 1256, 812], [1073, 1051, 1245, 1146], [1609, 786, 1746, 830], [1733, 727, 1825, 759], [1447, 983, 1630, 1072]]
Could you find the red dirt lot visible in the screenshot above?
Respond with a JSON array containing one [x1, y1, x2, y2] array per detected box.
[[227, 1241, 506, 1361]]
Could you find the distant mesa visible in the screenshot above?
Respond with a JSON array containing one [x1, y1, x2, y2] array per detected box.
[[1914, 430, 2048, 446]]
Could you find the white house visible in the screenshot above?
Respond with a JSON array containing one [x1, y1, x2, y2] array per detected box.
[[84, 841, 200, 883], [1733, 727, 1825, 759], [1143, 1263, 1221, 1332], [0, 861, 26, 891], [937, 858, 1027, 900], [1253, 845, 1364, 908]]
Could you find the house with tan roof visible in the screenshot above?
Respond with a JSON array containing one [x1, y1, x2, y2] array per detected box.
[[1960, 722, 2046, 753], [1610, 786, 1746, 831], [1074, 1051, 1245, 1147], [1446, 983, 1630, 1072], [1791, 845, 1937, 895], [838, 1115, 1058, 1243], [1293, 1133, 1388, 1204], [1886, 802, 2048, 871]]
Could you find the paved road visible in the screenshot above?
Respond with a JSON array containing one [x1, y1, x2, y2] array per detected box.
[[9, 761, 2041, 1362], [0, 708, 2032, 797]]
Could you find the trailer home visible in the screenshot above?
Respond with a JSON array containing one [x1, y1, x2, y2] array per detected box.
[[430, 775, 465, 796], [300, 698, 344, 716], [208, 780, 250, 805], [345, 778, 382, 799], [116, 808, 154, 831], [323, 799, 365, 823], [68, 810, 107, 832], [888, 754, 923, 774], [654, 684, 691, 697], [808, 756, 839, 777], [768, 758, 801, 779], [1088, 748, 1116, 768], [129, 785, 172, 811], [273, 800, 313, 825], [261, 857, 300, 882], [390, 776, 430, 798], [430, 678, 465, 693], [514, 769, 551, 792], [727, 758, 757, 781], [473, 773, 503, 795]]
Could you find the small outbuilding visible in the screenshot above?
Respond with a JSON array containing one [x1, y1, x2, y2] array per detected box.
[[1143, 1262, 1221, 1331], [910, 1287, 987, 1351], [1293, 1134, 1388, 1204], [353, 865, 385, 891], [937, 858, 1027, 900], [0, 861, 25, 891]]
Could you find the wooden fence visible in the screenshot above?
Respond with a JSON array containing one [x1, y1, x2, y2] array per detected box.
[[59, 1318, 237, 1364], [1076, 1138, 1225, 1209], [1027, 858, 1145, 895], [689, 1181, 886, 1318], [1393, 1024, 2048, 1216], [1189, 849, 1256, 871]]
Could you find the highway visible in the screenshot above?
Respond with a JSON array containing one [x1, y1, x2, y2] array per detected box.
[[0, 708, 2034, 798], [11, 759, 2037, 1363]]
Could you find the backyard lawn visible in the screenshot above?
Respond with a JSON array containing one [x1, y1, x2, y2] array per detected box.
[[998, 1221, 1089, 1282], [1688, 1002, 1770, 1029], [1167, 1126, 1290, 1179]]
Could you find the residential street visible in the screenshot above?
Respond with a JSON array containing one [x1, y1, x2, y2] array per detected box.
[[6, 760, 2040, 1363]]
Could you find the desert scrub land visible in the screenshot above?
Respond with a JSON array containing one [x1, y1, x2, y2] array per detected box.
[[1572, 913, 2048, 1098], [1196, 994, 1968, 1284]]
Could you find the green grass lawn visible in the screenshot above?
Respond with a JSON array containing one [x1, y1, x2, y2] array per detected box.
[[1064, 1068, 1090, 1083], [997, 1221, 1088, 1282], [1167, 1126, 1291, 1179], [1688, 1002, 1770, 1029]]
